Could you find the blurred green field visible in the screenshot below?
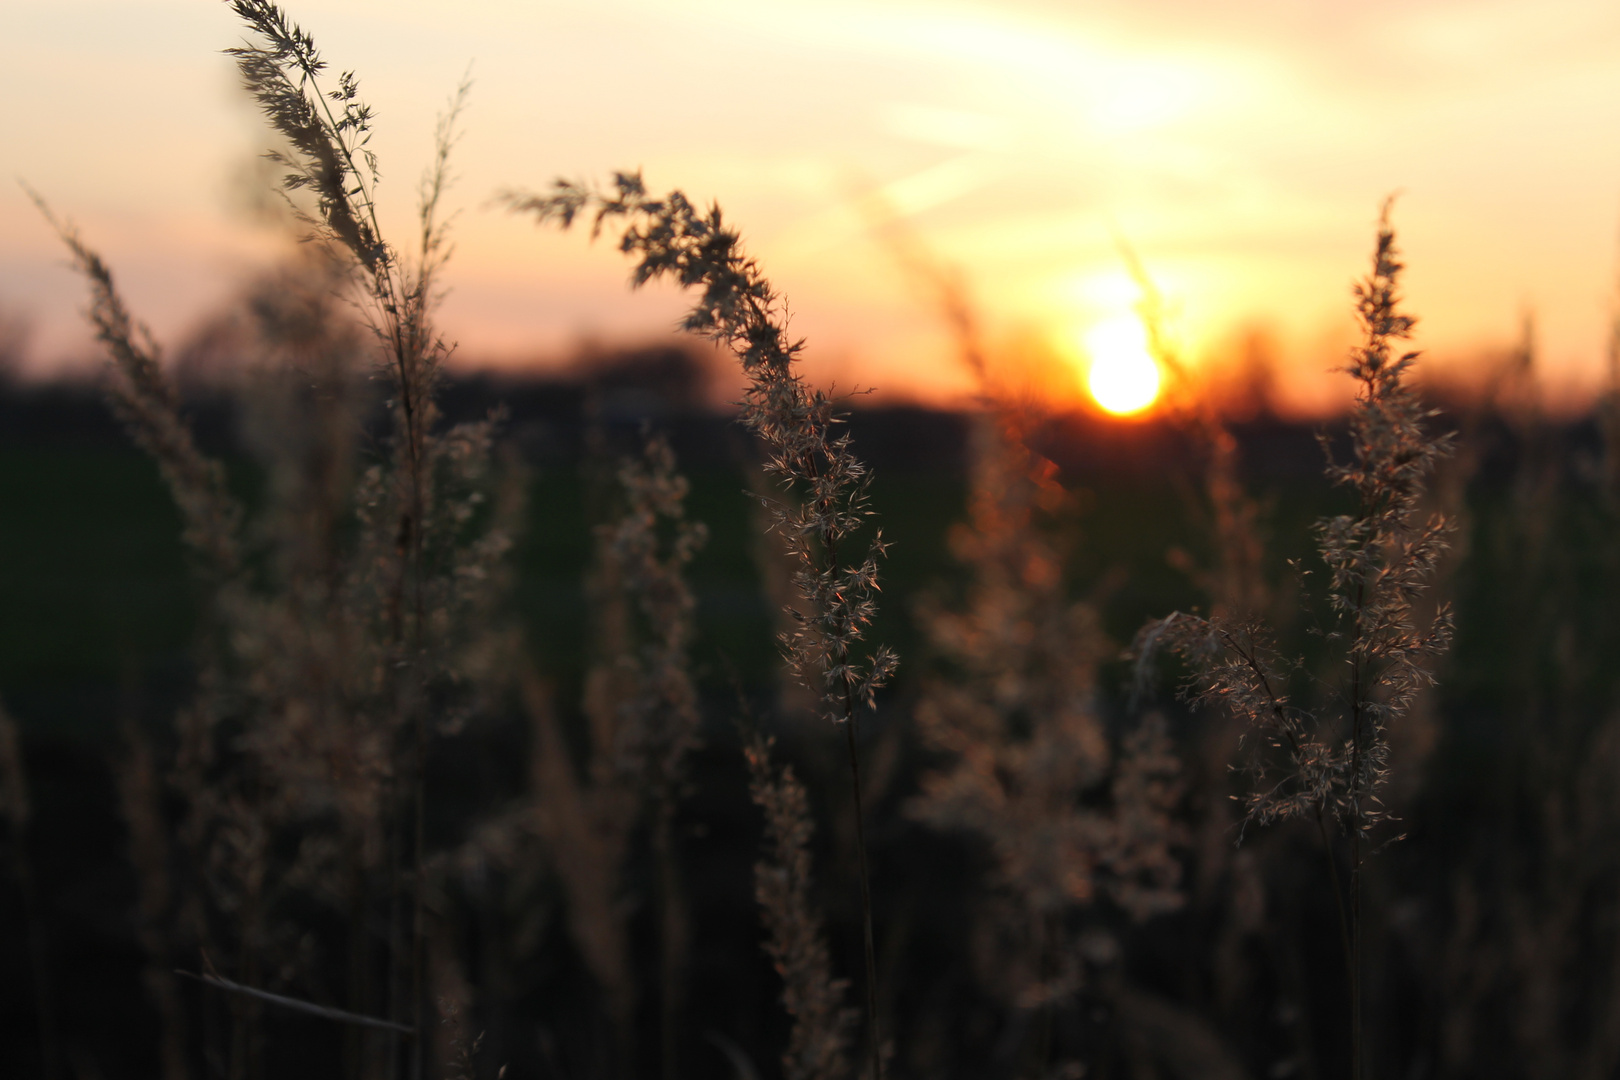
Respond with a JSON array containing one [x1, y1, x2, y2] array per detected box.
[[0, 384, 1276, 740], [12, 372, 1614, 1079]]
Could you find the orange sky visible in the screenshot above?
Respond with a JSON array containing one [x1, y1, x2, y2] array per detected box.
[[7, 0, 1620, 413]]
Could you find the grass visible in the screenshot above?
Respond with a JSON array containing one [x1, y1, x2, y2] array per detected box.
[[1136, 205, 1453, 1080], [7, 3, 1620, 1080]]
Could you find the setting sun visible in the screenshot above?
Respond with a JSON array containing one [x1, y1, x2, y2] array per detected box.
[[1082, 315, 1161, 416]]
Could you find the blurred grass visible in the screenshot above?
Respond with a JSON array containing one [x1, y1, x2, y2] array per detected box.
[[13, 379, 1618, 1076], [0, 389, 1357, 740]]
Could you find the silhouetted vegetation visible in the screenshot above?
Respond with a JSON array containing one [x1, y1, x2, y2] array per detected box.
[[8, 5, 1620, 1080]]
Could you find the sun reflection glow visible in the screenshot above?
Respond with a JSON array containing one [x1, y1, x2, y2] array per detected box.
[[1083, 315, 1161, 416]]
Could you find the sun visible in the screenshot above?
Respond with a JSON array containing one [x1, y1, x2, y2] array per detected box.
[[1082, 315, 1161, 416]]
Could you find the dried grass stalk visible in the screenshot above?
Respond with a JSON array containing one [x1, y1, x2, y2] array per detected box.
[[506, 171, 894, 1080], [35, 8, 511, 1074], [1136, 204, 1454, 1080], [895, 242, 1181, 1071]]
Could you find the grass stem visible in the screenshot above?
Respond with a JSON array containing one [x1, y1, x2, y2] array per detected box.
[[843, 712, 883, 1080]]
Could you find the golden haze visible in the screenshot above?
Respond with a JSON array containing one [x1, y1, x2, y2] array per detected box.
[[5, 0, 1620, 414]]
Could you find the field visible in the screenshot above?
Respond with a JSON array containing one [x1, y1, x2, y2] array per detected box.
[[5, 4, 1620, 1080]]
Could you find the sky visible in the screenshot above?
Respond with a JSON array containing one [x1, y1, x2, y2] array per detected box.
[[6, 0, 1620, 413]]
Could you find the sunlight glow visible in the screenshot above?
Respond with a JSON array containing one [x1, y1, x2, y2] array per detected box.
[[10, 0, 1620, 404], [1083, 315, 1161, 416]]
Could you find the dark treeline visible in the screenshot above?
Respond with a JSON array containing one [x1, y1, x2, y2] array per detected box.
[[3, 345, 1619, 1080]]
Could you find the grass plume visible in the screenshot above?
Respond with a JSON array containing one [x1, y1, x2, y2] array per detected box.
[[1137, 203, 1453, 1079], [34, 7, 508, 1075], [886, 223, 1183, 1071], [506, 171, 896, 1080]]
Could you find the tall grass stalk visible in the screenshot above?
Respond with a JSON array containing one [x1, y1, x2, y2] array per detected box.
[[744, 729, 860, 1080], [1137, 205, 1453, 1079], [597, 432, 706, 1080], [27, 187, 251, 1067], [223, 5, 475, 1066], [506, 173, 898, 1080], [885, 223, 1183, 1070], [522, 428, 705, 1078], [35, 5, 508, 1075]]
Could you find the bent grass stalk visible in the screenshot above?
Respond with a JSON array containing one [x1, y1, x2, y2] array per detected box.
[[505, 173, 898, 1080]]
